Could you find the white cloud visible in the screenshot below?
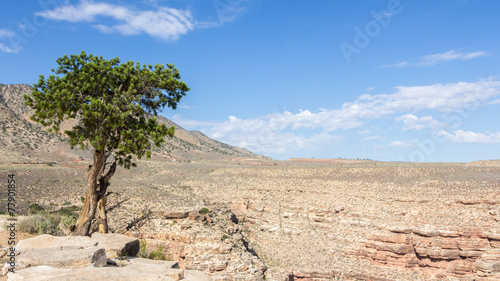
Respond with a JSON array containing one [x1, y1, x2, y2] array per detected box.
[[363, 135, 382, 141], [395, 114, 445, 131], [389, 140, 418, 147], [0, 29, 18, 53], [437, 130, 500, 143], [174, 78, 500, 156], [380, 50, 488, 68], [171, 115, 218, 128], [36, 1, 194, 40], [0, 43, 17, 53], [488, 99, 500, 105], [421, 50, 487, 65], [212, 0, 251, 24], [0, 29, 15, 38], [380, 61, 409, 68]]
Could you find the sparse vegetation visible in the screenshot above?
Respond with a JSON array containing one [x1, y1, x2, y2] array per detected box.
[[18, 213, 61, 235], [147, 246, 167, 260], [28, 203, 45, 215]]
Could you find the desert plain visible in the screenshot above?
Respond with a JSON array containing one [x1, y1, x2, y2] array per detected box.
[[1, 158, 500, 280]]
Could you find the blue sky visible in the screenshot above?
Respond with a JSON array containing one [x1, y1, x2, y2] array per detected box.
[[1, 0, 500, 162]]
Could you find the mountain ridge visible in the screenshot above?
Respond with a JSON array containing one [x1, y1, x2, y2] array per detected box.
[[0, 83, 265, 162]]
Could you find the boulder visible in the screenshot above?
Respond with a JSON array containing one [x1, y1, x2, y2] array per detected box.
[[187, 212, 204, 221], [3, 246, 106, 275], [91, 233, 140, 258], [163, 211, 190, 219]]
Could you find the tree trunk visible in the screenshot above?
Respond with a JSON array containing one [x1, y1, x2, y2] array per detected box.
[[72, 151, 106, 236], [96, 195, 108, 233]]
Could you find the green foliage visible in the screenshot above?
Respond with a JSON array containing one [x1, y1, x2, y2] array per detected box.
[[57, 205, 79, 219], [139, 240, 148, 258], [221, 234, 229, 241], [18, 213, 62, 235], [199, 207, 210, 215], [28, 203, 45, 215], [20, 204, 78, 234], [148, 246, 167, 260], [35, 215, 61, 235], [60, 215, 77, 228], [139, 240, 169, 261], [24, 51, 189, 168]]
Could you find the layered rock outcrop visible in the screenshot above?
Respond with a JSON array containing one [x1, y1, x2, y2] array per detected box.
[[122, 208, 268, 281], [350, 225, 500, 279]]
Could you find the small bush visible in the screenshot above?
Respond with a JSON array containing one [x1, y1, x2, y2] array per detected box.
[[221, 234, 229, 241], [148, 246, 167, 260], [199, 208, 210, 215], [18, 213, 61, 235], [28, 203, 45, 215], [60, 215, 76, 228], [57, 206, 79, 219], [63, 201, 71, 206], [35, 215, 61, 235], [139, 240, 148, 258]]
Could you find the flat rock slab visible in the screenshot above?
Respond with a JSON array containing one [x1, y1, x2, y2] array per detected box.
[[125, 257, 179, 268], [91, 233, 140, 258], [7, 260, 210, 281], [16, 234, 96, 251], [16, 233, 139, 258], [7, 264, 177, 281], [17, 246, 107, 268], [163, 211, 190, 219]]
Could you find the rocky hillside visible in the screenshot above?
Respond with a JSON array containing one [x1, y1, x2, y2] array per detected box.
[[0, 83, 263, 162]]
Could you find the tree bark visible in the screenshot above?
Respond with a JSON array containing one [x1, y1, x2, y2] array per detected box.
[[72, 151, 106, 236], [96, 195, 108, 233]]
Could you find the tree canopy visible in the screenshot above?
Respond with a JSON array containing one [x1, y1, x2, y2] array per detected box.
[[24, 51, 189, 168]]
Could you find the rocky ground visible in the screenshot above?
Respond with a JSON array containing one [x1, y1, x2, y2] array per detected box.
[[1, 159, 500, 280]]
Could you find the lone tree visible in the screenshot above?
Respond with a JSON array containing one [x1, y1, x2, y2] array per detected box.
[[24, 51, 189, 236]]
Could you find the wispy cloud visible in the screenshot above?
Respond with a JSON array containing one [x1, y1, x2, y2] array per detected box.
[[395, 114, 445, 131], [363, 135, 382, 141], [36, 1, 194, 40], [390, 140, 418, 147], [212, 0, 252, 25], [0, 29, 15, 38], [380, 50, 488, 68], [0, 29, 18, 53], [174, 78, 500, 156], [437, 130, 500, 143]]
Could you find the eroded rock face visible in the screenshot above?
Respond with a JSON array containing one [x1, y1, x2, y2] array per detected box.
[[349, 225, 500, 279], [125, 208, 268, 281]]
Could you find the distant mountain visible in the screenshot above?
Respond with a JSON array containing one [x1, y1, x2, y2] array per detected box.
[[0, 84, 265, 162]]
